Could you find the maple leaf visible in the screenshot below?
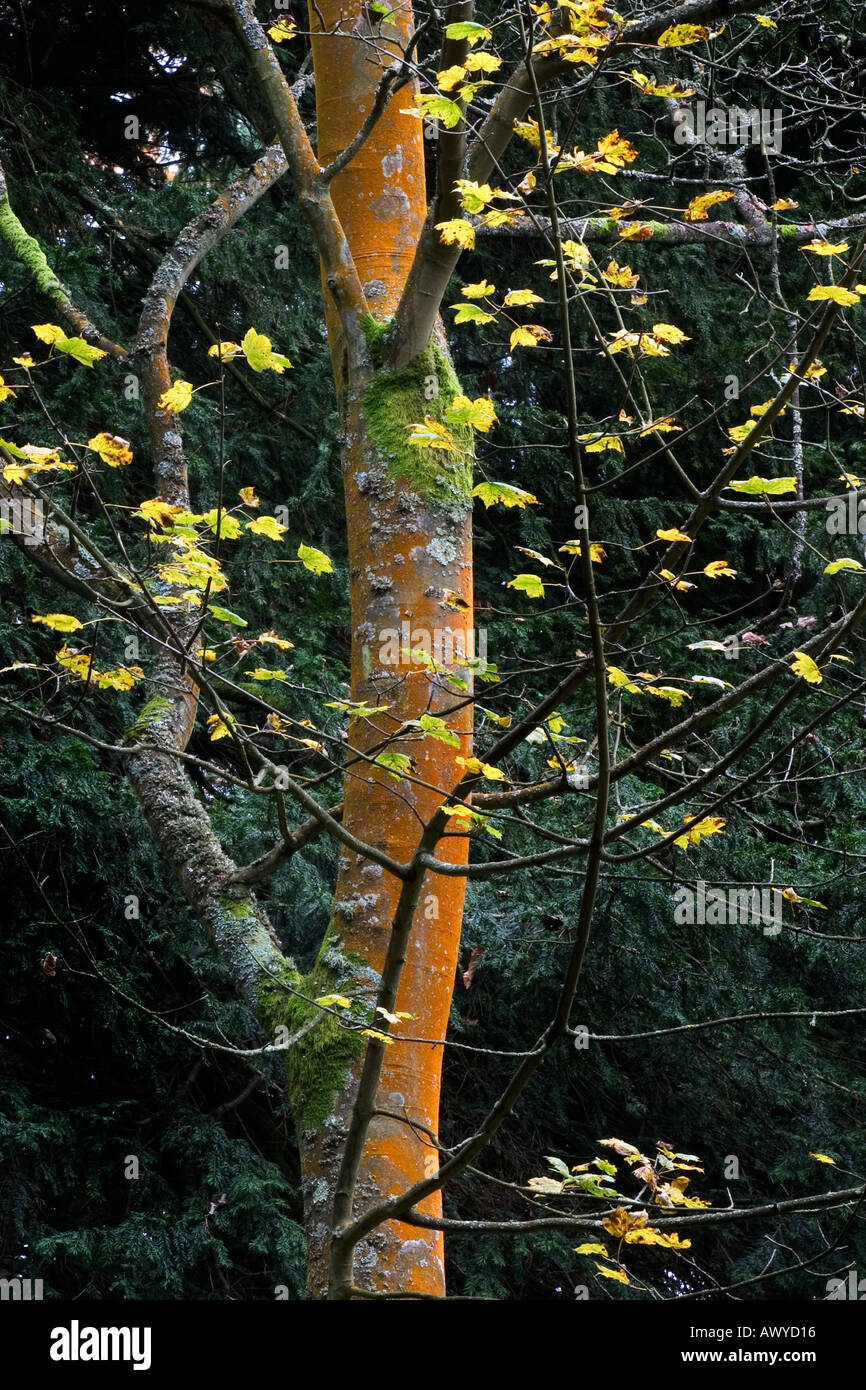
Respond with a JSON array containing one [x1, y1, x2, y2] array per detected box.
[[510, 324, 552, 349], [435, 219, 475, 248], [471, 479, 538, 509], [657, 528, 692, 543], [241, 328, 292, 373], [446, 394, 497, 432], [87, 433, 133, 467], [246, 515, 288, 541], [657, 23, 714, 45], [503, 288, 544, 307], [405, 417, 458, 451], [790, 651, 822, 684], [684, 190, 734, 221], [507, 572, 545, 598], [32, 613, 84, 633], [807, 286, 860, 307], [800, 240, 849, 256], [297, 542, 333, 574], [461, 279, 496, 299], [158, 380, 194, 412], [31, 323, 67, 345]]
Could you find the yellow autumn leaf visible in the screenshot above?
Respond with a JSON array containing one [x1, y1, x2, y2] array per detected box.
[[800, 241, 849, 256], [435, 219, 476, 249], [136, 497, 184, 529], [684, 190, 734, 222], [657, 23, 713, 46], [445, 395, 497, 431], [238, 486, 260, 507], [257, 629, 294, 650], [455, 756, 507, 782], [31, 323, 67, 345], [618, 222, 655, 241], [640, 417, 681, 435], [246, 515, 288, 540], [87, 433, 133, 467], [602, 260, 639, 288], [361, 1028, 395, 1045], [594, 1263, 630, 1284], [437, 64, 467, 92], [267, 18, 296, 41], [607, 666, 642, 694], [646, 684, 691, 707], [503, 289, 544, 307], [297, 542, 333, 574], [32, 613, 84, 633], [704, 560, 737, 578], [375, 1007, 404, 1025], [510, 324, 552, 349], [55, 645, 94, 680], [790, 651, 822, 684], [574, 1243, 608, 1257], [807, 286, 860, 306], [158, 380, 194, 412], [603, 1208, 647, 1238], [680, 815, 726, 846], [809, 1152, 837, 1164], [656, 528, 692, 543], [405, 417, 457, 451], [625, 1229, 692, 1249], [206, 712, 235, 741], [453, 179, 496, 213], [652, 322, 690, 345], [580, 434, 624, 454], [94, 665, 145, 692], [208, 340, 243, 360], [659, 568, 696, 592], [461, 279, 496, 299], [559, 541, 606, 562], [241, 328, 292, 373]]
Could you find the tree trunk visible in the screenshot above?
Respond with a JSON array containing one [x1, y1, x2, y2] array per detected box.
[[294, 0, 474, 1299]]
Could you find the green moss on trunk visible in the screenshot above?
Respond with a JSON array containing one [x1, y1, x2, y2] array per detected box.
[[257, 925, 374, 1132], [362, 338, 474, 519], [123, 696, 173, 743]]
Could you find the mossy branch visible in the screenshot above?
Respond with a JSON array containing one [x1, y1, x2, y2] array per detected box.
[[0, 160, 128, 359]]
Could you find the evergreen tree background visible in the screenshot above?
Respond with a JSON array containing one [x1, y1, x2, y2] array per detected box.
[[1, 0, 864, 1299]]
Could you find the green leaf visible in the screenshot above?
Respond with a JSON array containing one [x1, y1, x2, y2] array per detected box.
[[824, 557, 865, 575], [54, 337, 107, 367], [507, 572, 545, 598], [417, 713, 461, 748], [374, 751, 413, 780], [410, 94, 463, 129], [207, 605, 248, 627], [241, 327, 292, 373], [727, 476, 797, 495], [451, 302, 496, 325], [246, 667, 290, 681], [444, 21, 492, 44]]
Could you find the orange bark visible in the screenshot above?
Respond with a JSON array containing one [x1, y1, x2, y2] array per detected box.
[[310, 1, 427, 362], [302, 1, 474, 1298]]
